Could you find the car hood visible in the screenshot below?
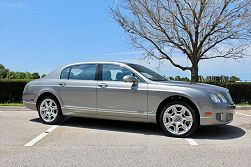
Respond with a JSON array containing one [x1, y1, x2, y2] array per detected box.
[[154, 80, 228, 93]]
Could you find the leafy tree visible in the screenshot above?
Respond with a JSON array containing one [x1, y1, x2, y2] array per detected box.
[[111, 0, 251, 82], [230, 76, 240, 82], [32, 73, 40, 79], [0, 64, 9, 79], [41, 74, 46, 78]]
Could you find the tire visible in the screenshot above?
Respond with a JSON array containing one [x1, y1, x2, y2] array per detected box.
[[159, 101, 199, 138], [37, 96, 63, 125]]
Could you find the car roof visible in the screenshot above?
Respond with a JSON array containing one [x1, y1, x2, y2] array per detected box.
[[63, 61, 130, 66]]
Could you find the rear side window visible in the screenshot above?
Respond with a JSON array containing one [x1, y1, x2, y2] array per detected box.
[[69, 64, 97, 80], [60, 67, 71, 79]]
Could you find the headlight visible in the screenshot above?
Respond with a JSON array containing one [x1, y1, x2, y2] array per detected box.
[[217, 93, 228, 103], [210, 93, 228, 103]]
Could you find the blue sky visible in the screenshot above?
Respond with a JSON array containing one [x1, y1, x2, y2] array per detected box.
[[0, 0, 250, 80]]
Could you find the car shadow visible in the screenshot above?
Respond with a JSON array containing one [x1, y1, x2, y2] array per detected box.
[[192, 125, 246, 140], [30, 117, 246, 139]]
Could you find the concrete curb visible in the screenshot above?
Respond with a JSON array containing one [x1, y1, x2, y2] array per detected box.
[[235, 106, 251, 110], [0, 106, 31, 111], [0, 105, 251, 111]]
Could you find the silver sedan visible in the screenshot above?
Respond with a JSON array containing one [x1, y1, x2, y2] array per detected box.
[[23, 61, 235, 137]]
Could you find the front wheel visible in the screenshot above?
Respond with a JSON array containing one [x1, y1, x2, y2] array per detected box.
[[159, 101, 199, 137], [38, 96, 63, 124]]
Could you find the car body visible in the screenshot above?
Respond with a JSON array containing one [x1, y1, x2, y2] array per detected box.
[[23, 61, 235, 137]]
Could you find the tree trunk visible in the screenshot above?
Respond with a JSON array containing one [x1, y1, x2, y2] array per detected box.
[[191, 64, 199, 82]]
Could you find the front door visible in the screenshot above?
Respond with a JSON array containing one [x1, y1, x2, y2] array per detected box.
[[58, 64, 97, 114], [97, 64, 147, 118]]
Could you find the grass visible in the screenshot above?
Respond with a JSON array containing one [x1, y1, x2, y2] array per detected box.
[[0, 103, 23, 106]]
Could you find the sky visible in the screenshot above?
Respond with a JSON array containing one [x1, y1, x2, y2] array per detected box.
[[0, 0, 251, 81]]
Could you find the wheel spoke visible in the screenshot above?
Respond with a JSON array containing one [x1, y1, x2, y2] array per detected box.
[[183, 116, 192, 121], [174, 123, 179, 134], [181, 123, 188, 131], [172, 106, 178, 114], [47, 113, 51, 121], [51, 106, 57, 111], [48, 101, 53, 107], [40, 106, 46, 111]]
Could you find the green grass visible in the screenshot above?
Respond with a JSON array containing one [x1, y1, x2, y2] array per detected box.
[[0, 103, 23, 106]]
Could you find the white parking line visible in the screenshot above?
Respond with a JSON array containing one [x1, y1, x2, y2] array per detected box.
[[236, 112, 251, 117], [24, 117, 71, 147], [185, 138, 199, 145], [24, 125, 59, 146]]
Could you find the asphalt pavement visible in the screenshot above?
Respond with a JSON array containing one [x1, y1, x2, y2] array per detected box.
[[0, 109, 251, 167]]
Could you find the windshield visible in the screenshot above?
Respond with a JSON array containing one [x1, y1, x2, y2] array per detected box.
[[127, 64, 167, 81]]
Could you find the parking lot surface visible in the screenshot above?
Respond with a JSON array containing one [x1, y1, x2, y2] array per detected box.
[[0, 110, 251, 167]]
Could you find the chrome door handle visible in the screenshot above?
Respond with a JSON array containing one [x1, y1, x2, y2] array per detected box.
[[98, 83, 108, 88], [59, 82, 66, 86]]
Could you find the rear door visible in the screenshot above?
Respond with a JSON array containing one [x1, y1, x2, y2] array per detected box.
[[58, 64, 98, 114], [97, 64, 148, 118]]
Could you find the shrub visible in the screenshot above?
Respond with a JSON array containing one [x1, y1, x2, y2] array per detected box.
[[205, 82, 251, 104], [0, 79, 250, 104], [0, 79, 31, 103]]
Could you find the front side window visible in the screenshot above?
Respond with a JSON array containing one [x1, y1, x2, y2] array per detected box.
[[127, 64, 167, 81], [69, 64, 97, 80], [102, 64, 143, 82]]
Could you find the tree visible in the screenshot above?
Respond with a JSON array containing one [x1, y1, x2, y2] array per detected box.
[[32, 72, 40, 79], [111, 0, 251, 82], [41, 74, 46, 78], [0, 64, 9, 79], [229, 76, 240, 82]]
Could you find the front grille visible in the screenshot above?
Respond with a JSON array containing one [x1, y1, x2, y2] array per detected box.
[[226, 113, 233, 121], [216, 113, 222, 121], [216, 113, 233, 122]]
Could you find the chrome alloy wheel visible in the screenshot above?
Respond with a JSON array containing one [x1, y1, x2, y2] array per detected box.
[[39, 99, 58, 123], [162, 104, 193, 135]]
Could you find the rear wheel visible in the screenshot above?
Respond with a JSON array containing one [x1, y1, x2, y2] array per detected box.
[[159, 101, 199, 137], [38, 96, 63, 124]]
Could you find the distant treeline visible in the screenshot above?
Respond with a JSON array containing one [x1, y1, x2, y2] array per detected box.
[[168, 75, 241, 82], [0, 64, 43, 79]]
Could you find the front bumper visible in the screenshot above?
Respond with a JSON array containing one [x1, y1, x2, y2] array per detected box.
[[23, 101, 37, 111], [200, 104, 235, 126]]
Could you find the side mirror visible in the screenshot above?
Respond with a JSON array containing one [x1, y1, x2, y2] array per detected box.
[[123, 75, 138, 84]]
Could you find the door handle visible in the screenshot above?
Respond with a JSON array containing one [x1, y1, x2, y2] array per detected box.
[[59, 82, 66, 86], [98, 83, 108, 88]]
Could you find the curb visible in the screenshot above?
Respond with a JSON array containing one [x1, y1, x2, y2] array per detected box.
[[0, 106, 31, 111], [0, 106, 251, 111], [235, 106, 251, 110]]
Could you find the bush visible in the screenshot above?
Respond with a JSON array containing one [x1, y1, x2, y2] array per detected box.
[[0, 79, 31, 103], [205, 82, 251, 104], [0, 79, 250, 104]]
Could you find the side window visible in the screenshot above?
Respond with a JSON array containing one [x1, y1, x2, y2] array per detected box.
[[69, 64, 97, 80], [60, 67, 71, 79], [102, 64, 143, 82]]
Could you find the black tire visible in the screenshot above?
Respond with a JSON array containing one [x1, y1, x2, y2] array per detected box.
[[37, 96, 64, 125], [159, 101, 199, 138]]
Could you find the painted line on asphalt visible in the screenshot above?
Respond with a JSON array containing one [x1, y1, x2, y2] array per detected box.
[[24, 117, 71, 147], [0, 111, 3, 113], [236, 112, 251, 117], [185, 138, 199, 145]]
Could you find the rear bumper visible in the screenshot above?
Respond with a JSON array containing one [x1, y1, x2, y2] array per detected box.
[[200, 104, 235, 126]]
